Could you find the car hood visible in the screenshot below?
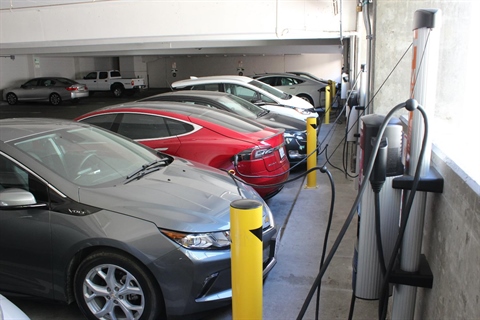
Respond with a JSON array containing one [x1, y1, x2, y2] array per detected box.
[[258, 112, 307, 131], [77, 159, 261, 233], [287, 94, 315, 109]]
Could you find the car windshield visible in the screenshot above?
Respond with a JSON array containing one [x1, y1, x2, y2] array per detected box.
[[217, 95, 268, 118], [248, 79, 291, 100], [13, 126, 167, 187]]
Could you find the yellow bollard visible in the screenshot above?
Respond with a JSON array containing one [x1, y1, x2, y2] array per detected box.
[[230, 199, 263, 319], [324, 86, 331, 124], [306, 117, 317, 188], [329, 80, 336, 102]]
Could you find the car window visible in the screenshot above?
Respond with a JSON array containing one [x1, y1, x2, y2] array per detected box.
[[99, 72, 108, 79], [249, 79, 290, 100], [84, 72, 97, 80], [56, 78, 76, 85], [79, 114, 117, 131], [0, 155, 49, 203], [117, 113, 193, 139], [224, 84, 257, 101], [41, 79, 54, 86], [191, 84, 220, 91], [23, 79, 39, 87], [259, 77, 277, 86], [110, 71, 121, 77], [165, 118, 194, 135]]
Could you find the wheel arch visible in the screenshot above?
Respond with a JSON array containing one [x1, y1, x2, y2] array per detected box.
[[296, 93, 314, 105], [65, 245, 165, 311], [110, 82, 125, 90]]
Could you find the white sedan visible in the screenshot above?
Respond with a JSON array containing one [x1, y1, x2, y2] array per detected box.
[[253, 73, 328, 108]]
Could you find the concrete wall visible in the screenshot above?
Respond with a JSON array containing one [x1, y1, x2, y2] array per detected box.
[[145, 53, 342, 88], [417, 146, 480, 319], [371, 1, 480, 319], [371, 0, 479, 183]]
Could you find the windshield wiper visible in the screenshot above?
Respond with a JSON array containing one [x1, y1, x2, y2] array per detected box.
[[124, 159, 169, 184]]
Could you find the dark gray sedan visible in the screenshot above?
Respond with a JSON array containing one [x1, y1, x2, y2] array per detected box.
[[2, 77, 89, 106], [0, 118, 276, 319]]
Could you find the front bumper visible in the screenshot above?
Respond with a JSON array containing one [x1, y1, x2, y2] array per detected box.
[[152, 225, 277, 318]]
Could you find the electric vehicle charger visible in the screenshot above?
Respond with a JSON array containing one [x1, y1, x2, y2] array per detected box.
[[296, 99, 428, 320]]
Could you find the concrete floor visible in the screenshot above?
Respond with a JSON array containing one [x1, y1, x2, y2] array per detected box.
[[1, 94, 388, 319]]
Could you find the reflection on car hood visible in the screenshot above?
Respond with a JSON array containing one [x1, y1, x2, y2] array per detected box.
[[258, 112, 307, 131], [78, 159, 261, 233]]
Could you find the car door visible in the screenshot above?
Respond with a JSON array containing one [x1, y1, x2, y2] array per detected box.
[[18, 78, 42, 101], [0, 154, 53, 299]]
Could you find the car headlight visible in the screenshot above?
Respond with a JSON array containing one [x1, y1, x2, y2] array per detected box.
[[160, 229, 231, 249]]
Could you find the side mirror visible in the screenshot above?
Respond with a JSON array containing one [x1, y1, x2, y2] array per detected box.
[[0, 188, 37, 207]]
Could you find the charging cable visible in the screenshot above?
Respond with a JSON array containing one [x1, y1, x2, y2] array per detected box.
[[296, 99, 420, 320]]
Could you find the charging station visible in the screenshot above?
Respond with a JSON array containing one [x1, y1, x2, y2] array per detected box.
[[354, 114, 404, 300]]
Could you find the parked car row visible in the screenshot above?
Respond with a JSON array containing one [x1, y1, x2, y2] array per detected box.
[[0, 118, 277, 319], [0, 72, 327, 319]]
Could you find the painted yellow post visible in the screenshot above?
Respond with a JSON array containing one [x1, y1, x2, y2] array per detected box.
[[230, 199, 263, 319], [324, 85, 331, 124], [306, 117, 317, 188], [329, 80, 336, 102]]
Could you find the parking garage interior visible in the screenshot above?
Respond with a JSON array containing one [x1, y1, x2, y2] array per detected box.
[[0, 1, 479, 320]]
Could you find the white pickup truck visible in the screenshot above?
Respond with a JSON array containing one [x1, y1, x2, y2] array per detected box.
[[78, 70, 146, 97]]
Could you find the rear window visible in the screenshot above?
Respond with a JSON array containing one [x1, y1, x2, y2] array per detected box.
[[118, 113, 194, 139], [195, 110, 264, 133]]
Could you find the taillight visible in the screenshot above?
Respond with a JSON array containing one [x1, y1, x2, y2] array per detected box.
[[65, 86, 77, 92], [253, 147, 275, 159], [236, 147, 275, 162], [131, 80, 135, 85]]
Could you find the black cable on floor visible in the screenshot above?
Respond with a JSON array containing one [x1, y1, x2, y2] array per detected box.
[[314, 166, 335, 320]]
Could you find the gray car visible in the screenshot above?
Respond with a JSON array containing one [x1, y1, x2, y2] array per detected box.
[[0, 118, 276, 319], [2, 77, 89, 106]]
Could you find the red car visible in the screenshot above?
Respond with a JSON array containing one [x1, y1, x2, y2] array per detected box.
[[75, 101, 290, 199]]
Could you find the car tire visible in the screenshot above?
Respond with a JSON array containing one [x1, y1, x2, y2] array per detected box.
[[6, 93, 18, 105], [297, 94, 314, 106], [112, 85, 124, 98], [74, 250, 166, 320], [49, 93, 62, 106]]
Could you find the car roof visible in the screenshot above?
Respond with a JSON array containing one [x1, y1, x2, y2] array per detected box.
[[79, 100, 265, 125], [146, 90, 232, 101], [0, 118, 89, 143], [252, 72, 327, 84], [172, 75, 253, 88]]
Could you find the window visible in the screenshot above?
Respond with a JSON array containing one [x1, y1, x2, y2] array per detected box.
[[191, 83, 220, 91], [80, 114, 117, 131], [0, 155, 49, 203], [84, 72, 97, 80], [118, 113, 171, 139], [99, 72, 108, 79], [165, 118, 194, 136]]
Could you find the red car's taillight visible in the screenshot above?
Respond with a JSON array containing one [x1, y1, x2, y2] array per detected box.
[[236, 147, 275, 162], [253, 147, 275, 159]]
